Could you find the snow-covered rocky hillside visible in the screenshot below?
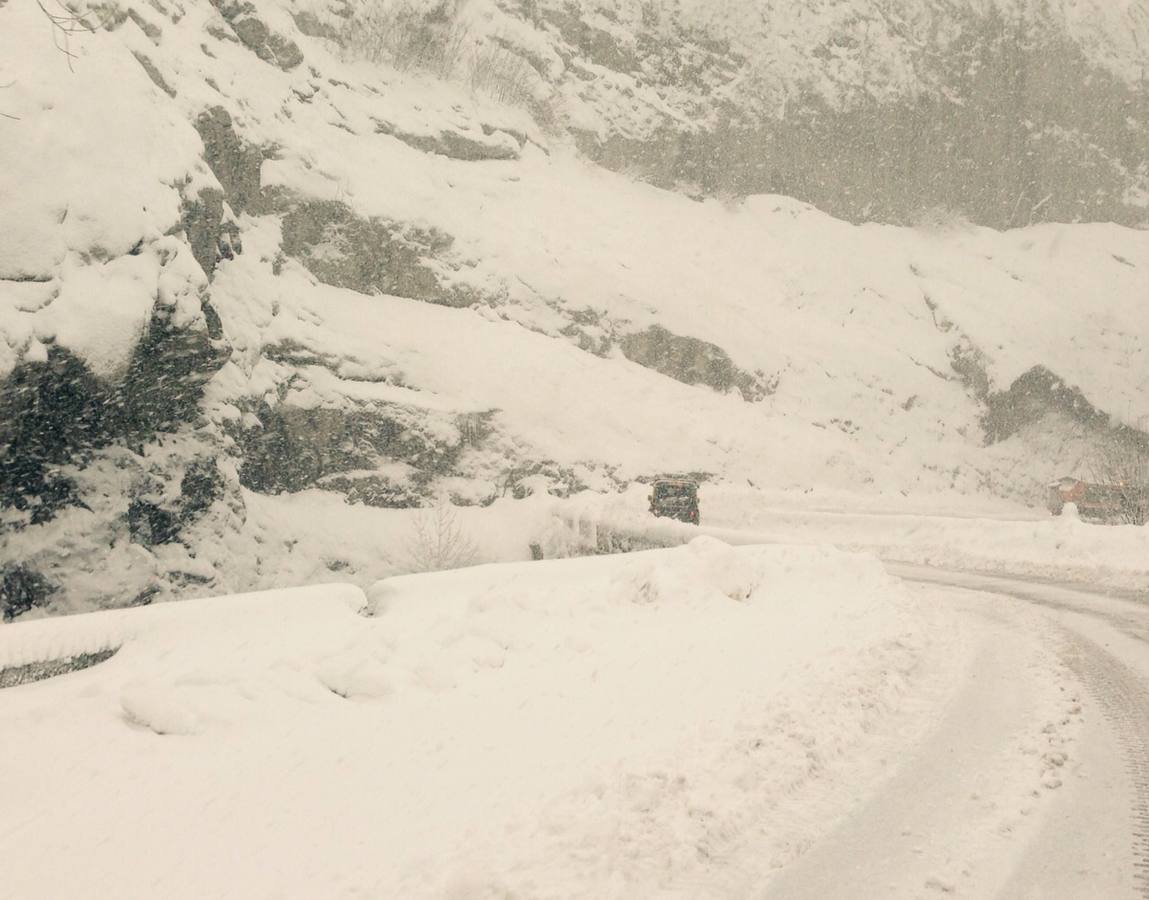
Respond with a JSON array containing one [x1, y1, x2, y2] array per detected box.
[[1, 0, 1148, 617], [495, 0, 1149, 225]]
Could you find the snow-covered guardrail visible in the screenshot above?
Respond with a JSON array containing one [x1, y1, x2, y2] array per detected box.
[[540, 496, 793, 559], [0, 608, 131, 689], [542, 500, 691, 558]]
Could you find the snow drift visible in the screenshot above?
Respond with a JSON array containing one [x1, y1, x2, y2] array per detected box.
[[0, 540, 952, 898]]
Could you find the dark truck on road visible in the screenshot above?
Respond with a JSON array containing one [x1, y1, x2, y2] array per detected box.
[[649, 479, 700, 525]]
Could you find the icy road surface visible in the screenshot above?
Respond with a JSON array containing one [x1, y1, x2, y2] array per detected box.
[[763, 564, 1149, 900]]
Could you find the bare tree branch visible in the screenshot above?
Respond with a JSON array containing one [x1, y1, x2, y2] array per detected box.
[[36, 0, 95, 72]]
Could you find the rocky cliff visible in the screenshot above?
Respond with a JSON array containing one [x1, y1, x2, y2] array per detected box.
[[1, 0, 1146, 618]]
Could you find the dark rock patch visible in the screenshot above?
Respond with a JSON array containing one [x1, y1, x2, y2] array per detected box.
[[103, 303, 231, 441], [374, 119, 521, 161], [280, 199, 476, 306], [205, 21, 237, 43], [132, 52, 176, 96], [179, 458, 227, 520], [0, 304, 229, 527], [126, 458, 227, 548], [127, 498, 180, 546], [237, 402, 463, 497], [0, 347, 105, 521], [1, 566, 57, 622], [492, 459, 592, 501], [194, 106, 267, 215], [948, 340, 991, 401], [542, 5, 638, 73], [208, 0, 303, 70], [181, 186, 242, 278], [292, 10, 342, 42], [983, 365, 1106, 443], [619, 325, 772, 401], [982, 365, 1149, 454], [319, 473, 423, 508], [126, 8, 163, 42]]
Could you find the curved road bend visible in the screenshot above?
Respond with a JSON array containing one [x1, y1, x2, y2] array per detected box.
[[762, 563, 1149, 900]]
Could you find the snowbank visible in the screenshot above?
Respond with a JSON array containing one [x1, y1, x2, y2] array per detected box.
[[0, 540, 945, 898]]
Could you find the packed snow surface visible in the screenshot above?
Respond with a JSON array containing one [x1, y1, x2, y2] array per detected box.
[[1, 539, 954, 898]]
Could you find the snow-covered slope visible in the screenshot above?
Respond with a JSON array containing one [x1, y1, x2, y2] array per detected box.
[[1, 0, 1147, 616], [667, 0, 1149, 93], [480, 0, 1149, 225]]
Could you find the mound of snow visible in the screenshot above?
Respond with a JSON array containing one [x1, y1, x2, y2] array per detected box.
[[0, 542, 949, 898]]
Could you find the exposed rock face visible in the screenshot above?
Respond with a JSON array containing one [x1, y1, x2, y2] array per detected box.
[[280, 200, 477, 305], [181, 106, 257, 278], [619, 325, 772, 401], [132, 52, 177, 97], [127, 498, 180, 547], [0, 299, 230, 530], [194, 106, 266, 216], [540, 3, 640, 72], [291, 10, 342, 42], [180, 458, 228, 519], [237, 402, 463, 504], [126, 458, 227, 547], [373, 118, 522, 161], [0, 348, 105, 523], [506, 0, 1149, 227], [182, 187, 241, 279], [208, 0, 303, 70], [1, 566, 56, 622], [983, 366, 1107, 443], [2, 0, 1145, 624], [107, 303, 231, 438]]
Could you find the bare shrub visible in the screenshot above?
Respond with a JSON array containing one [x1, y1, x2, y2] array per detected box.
[[343, 0, 546, 112], [404, 500, 479, 573], [344, 0, 469, 78], [36, 0, 95, 70], [467, 43, 534, 107], [1086, 439, 1149, 525], [2, 0, 100, 118]]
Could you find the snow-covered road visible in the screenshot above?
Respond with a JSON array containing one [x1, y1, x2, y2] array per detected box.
[[764, 565, 1149, 900]]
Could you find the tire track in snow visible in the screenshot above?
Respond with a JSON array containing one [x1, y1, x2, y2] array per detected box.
[[758, 590, 1077, 900], [890, 564, 1149, 897], [886, 564, 1149, 647], [1061, 633, 1149, 899]]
